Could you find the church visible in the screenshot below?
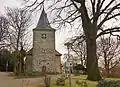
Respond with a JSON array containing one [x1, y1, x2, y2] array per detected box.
[[25, 8, 62, 73]]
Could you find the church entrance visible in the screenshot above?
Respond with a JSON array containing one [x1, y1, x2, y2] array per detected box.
[[42, 66, 46, 73]]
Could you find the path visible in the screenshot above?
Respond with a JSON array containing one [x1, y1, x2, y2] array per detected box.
[[0, 72, 59, 87], [0, 72, 42, 87], [0, 72, 22, 87]]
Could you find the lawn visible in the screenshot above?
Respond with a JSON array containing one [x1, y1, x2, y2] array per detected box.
[[25, 75, 97, 87], [25, 75, 120, 87]]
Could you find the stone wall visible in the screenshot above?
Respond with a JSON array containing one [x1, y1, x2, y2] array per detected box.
[[32, 29, 56, 73], [55, 56, 61, 73]]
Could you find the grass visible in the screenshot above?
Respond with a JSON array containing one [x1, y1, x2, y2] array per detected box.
[[105, 77, 120, 81], [27, 75, 97, 87], [22, 74, 120, 87], [72, 75, 97, 87]]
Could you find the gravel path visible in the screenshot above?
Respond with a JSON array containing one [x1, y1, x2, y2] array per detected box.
[[0, 72, 43, 87], [0, 72, 59, 87], [0, 72, 22, 87]]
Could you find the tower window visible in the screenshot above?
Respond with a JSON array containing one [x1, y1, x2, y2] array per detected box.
[[41, 34, 46, 39]]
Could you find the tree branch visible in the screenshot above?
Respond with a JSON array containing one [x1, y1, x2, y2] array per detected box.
[[97, 27, 120, 38], [98, 3, 120, 28]]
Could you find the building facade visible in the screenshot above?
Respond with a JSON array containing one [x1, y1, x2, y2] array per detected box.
[[25, 9, 61, 73]]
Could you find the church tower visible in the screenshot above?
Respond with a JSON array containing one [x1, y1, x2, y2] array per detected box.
[[32, 9, 56, 73]]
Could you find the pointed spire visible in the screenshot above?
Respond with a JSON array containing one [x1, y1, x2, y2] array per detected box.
[[36, 8, 51, 29]]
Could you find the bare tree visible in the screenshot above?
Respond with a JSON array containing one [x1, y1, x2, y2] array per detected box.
[[0, 16, 9, 49], [63, 53, 73, 62], [22, 0, 120, 80], [97, 36, 120, 77], [68, 36, 87, 67], [5, 7, 32, 51], [5, 7, 32, 74]]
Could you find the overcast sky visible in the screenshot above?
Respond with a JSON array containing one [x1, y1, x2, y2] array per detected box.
[[0, 0, 20, 13]]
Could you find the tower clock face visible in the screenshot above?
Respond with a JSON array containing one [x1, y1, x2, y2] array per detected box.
[[41, 33, 46, 39]]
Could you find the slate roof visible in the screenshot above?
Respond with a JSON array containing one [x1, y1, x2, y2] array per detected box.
[[36, 8, 51, 29], [55, 50, 62, 56]]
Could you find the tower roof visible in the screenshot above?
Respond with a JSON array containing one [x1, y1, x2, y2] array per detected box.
[[36, 8, 51, 29]]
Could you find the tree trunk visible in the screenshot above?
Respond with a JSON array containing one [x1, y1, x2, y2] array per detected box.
[[21, 57, 24, 73], [84, 25, 101, 81], [105, 65, 110, 77]]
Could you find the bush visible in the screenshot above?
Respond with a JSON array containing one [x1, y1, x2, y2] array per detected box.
[[23, 71, 44, 77], [14, 71, 44, 78], [76, 80, 88, 87], [12, 71, 60, 78], [97, 79, 120, 87], [56, 75, 67, 86]]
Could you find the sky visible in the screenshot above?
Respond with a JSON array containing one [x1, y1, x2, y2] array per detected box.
[[0, 0, 72, 55], [0, 0, 20, 13]]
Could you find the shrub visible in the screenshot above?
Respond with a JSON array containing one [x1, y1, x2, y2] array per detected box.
[[97, 79, 120, 87], [23, 71, 43, 77], [74, 70, 80, 76], [56, 75, 67, 86], [76, 80, 88, 87], [47, 72, 59, 75], [15, 71, 44, 78]]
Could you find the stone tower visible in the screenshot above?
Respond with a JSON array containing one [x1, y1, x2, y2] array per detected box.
[[32, 9, 56, 73]]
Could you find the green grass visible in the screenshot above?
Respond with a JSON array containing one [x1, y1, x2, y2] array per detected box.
[[72, 75, 97, 87], [50, 75, 97, 87], [105, 77, 120, 81], [23, 75, 120, 87], [51, 75, 120, 87]]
